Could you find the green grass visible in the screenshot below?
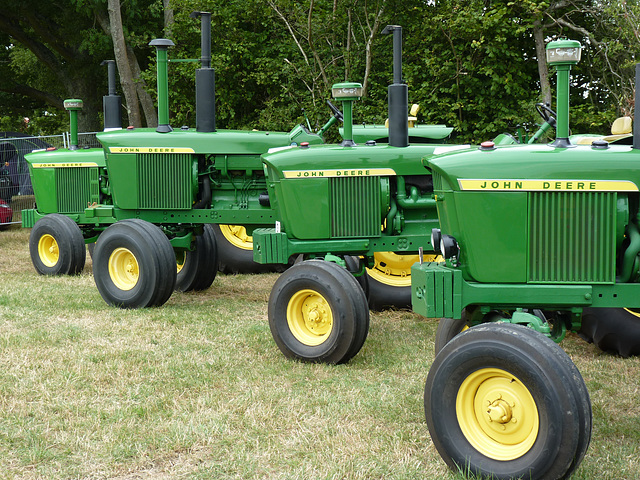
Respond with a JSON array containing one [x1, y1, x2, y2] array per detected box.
[[1, 227, 639, 479]]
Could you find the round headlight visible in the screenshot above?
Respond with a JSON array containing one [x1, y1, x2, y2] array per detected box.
[[440, 235, 459, 259]]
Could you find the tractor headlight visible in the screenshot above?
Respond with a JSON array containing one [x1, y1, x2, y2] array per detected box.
[[440, 235, 459, 260], [431, 228, 442, 254], [545, 39, 582, 66]]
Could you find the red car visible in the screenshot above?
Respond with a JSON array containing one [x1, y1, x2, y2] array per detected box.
[[0, 199, 12, 226]]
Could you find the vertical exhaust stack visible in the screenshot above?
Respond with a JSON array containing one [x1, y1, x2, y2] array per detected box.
[[149, 38, 175, 133], [382, 25, 408, 148], [101, 60, 122, 131], [634, 63, 640, 149], [191, 11, 216, 132]]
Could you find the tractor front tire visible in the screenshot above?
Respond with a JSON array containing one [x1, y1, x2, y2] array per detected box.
[[93, 219, 176, 308], [29, 214, 86, 275], [434, 315, 469, 356], [175, 224, 218, 292], [269, 260, 369, 364], [425, 323, 591, 480]]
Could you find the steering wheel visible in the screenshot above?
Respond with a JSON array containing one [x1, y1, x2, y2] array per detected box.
[[535, 102, 557, 124], [327, 100, 344, 122]]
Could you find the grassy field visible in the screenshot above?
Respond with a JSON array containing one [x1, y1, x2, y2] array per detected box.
[[0, 226, 639, 479]]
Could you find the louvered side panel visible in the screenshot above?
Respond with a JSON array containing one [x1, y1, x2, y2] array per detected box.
[[529, 191, 616, 284], [137, 154, 192, 209], [56, 167, 99, 213], [330, 176, 381, 238]]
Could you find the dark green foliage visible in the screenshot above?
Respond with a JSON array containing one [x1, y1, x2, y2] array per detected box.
[[0, 0, 639, 141]]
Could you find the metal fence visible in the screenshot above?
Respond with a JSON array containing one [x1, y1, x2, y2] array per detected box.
[[0, 132, 100, 227]]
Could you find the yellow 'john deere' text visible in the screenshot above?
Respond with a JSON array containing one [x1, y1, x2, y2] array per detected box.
[[283, 168, 396, 179], [32, 162, 99, 168], [458, 179, 639, 192], [108, 147, 195, 154]]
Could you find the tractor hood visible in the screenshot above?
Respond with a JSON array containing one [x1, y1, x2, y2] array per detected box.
[[262, 143, 463, 178], [427, 144, 640, 193], [97, 126, 322, 156]]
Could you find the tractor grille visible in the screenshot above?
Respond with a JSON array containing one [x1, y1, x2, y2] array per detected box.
[[137, 154, 192, 209], [56, 167, 100, 213], [330, 176, 381, 238], [432, 171, 444, 191], [528, 191, 616, 283]]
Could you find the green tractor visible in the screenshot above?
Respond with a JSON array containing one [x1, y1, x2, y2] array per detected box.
[[22, 12, 343, 301], [407, 39, 640, 478]]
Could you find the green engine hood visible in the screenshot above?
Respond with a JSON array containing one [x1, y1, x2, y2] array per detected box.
[[428, 144, 640, 192], [97, 126, 322, 155]]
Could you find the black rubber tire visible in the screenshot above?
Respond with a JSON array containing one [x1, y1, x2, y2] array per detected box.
[[212, 224, 284, 274], [579, 307, 640, 357], [425, 323, 592, 480], [434, 316, 468, 356], [268, 260, 368, 364], [315, 260, 370, 363], [175, 224, 218, 292], [93, 219, 176, 308], [344, 255, 369, 299], [29, 214, 86, 275], [366, 273, 411, 310]]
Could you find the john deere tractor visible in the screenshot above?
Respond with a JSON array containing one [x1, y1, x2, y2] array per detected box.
[[402, 40, 640, 479]]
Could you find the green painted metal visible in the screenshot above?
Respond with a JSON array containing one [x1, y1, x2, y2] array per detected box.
[[348, 124, 453, 144]]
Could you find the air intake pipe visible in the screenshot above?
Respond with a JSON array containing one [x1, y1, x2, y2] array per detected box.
[[191, 11, 216, 132], [149, 38, 175, 133], [101, 60, 122, 131], [381, 25, 408, 148], [634, 63, 640, 149]]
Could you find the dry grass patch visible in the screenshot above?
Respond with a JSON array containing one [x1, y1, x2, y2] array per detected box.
[[0, 226, 639, 479]]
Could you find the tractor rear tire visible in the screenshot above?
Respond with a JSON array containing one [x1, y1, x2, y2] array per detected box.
[[425, 323, 591, 480], [268, 260, 369, 364], [212, 224, 285, 274], [175, 224, 218, 292], [366, 252, 440, 310], [93, 219, 176, 308], [29, 214, 86, 275], [579, 307, 640, 357]]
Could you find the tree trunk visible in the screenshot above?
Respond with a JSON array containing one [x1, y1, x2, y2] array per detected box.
[[163, 0, 174, 38], [533, 18, 552, 106], [106, 0, 142, 127], [127, 45, 158, 127]]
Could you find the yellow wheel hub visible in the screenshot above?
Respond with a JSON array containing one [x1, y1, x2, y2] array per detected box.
[[108, 247, 139, 291], [219, 224, 253, 251], [456, 368, 539, 461], [287, 289, 333, 346], [38, 234, 60, 267], [366, 252, 441, 287]]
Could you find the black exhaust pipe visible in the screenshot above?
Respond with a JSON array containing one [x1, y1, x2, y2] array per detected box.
[[634, 63, 640, 149], [101, 60, 122, 131], [382, 25, 408, 148], [191, 11, 216, 132]]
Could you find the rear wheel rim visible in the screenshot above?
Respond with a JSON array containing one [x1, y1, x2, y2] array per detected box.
[[176, 250, 186, 274], [108, 247, 139, 291], [38, 234, 59, 267], [287, 289, 333, 346], [367, 252, 441, 286], [219, 224, 253, 251], [456, 367, 539, 461]]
